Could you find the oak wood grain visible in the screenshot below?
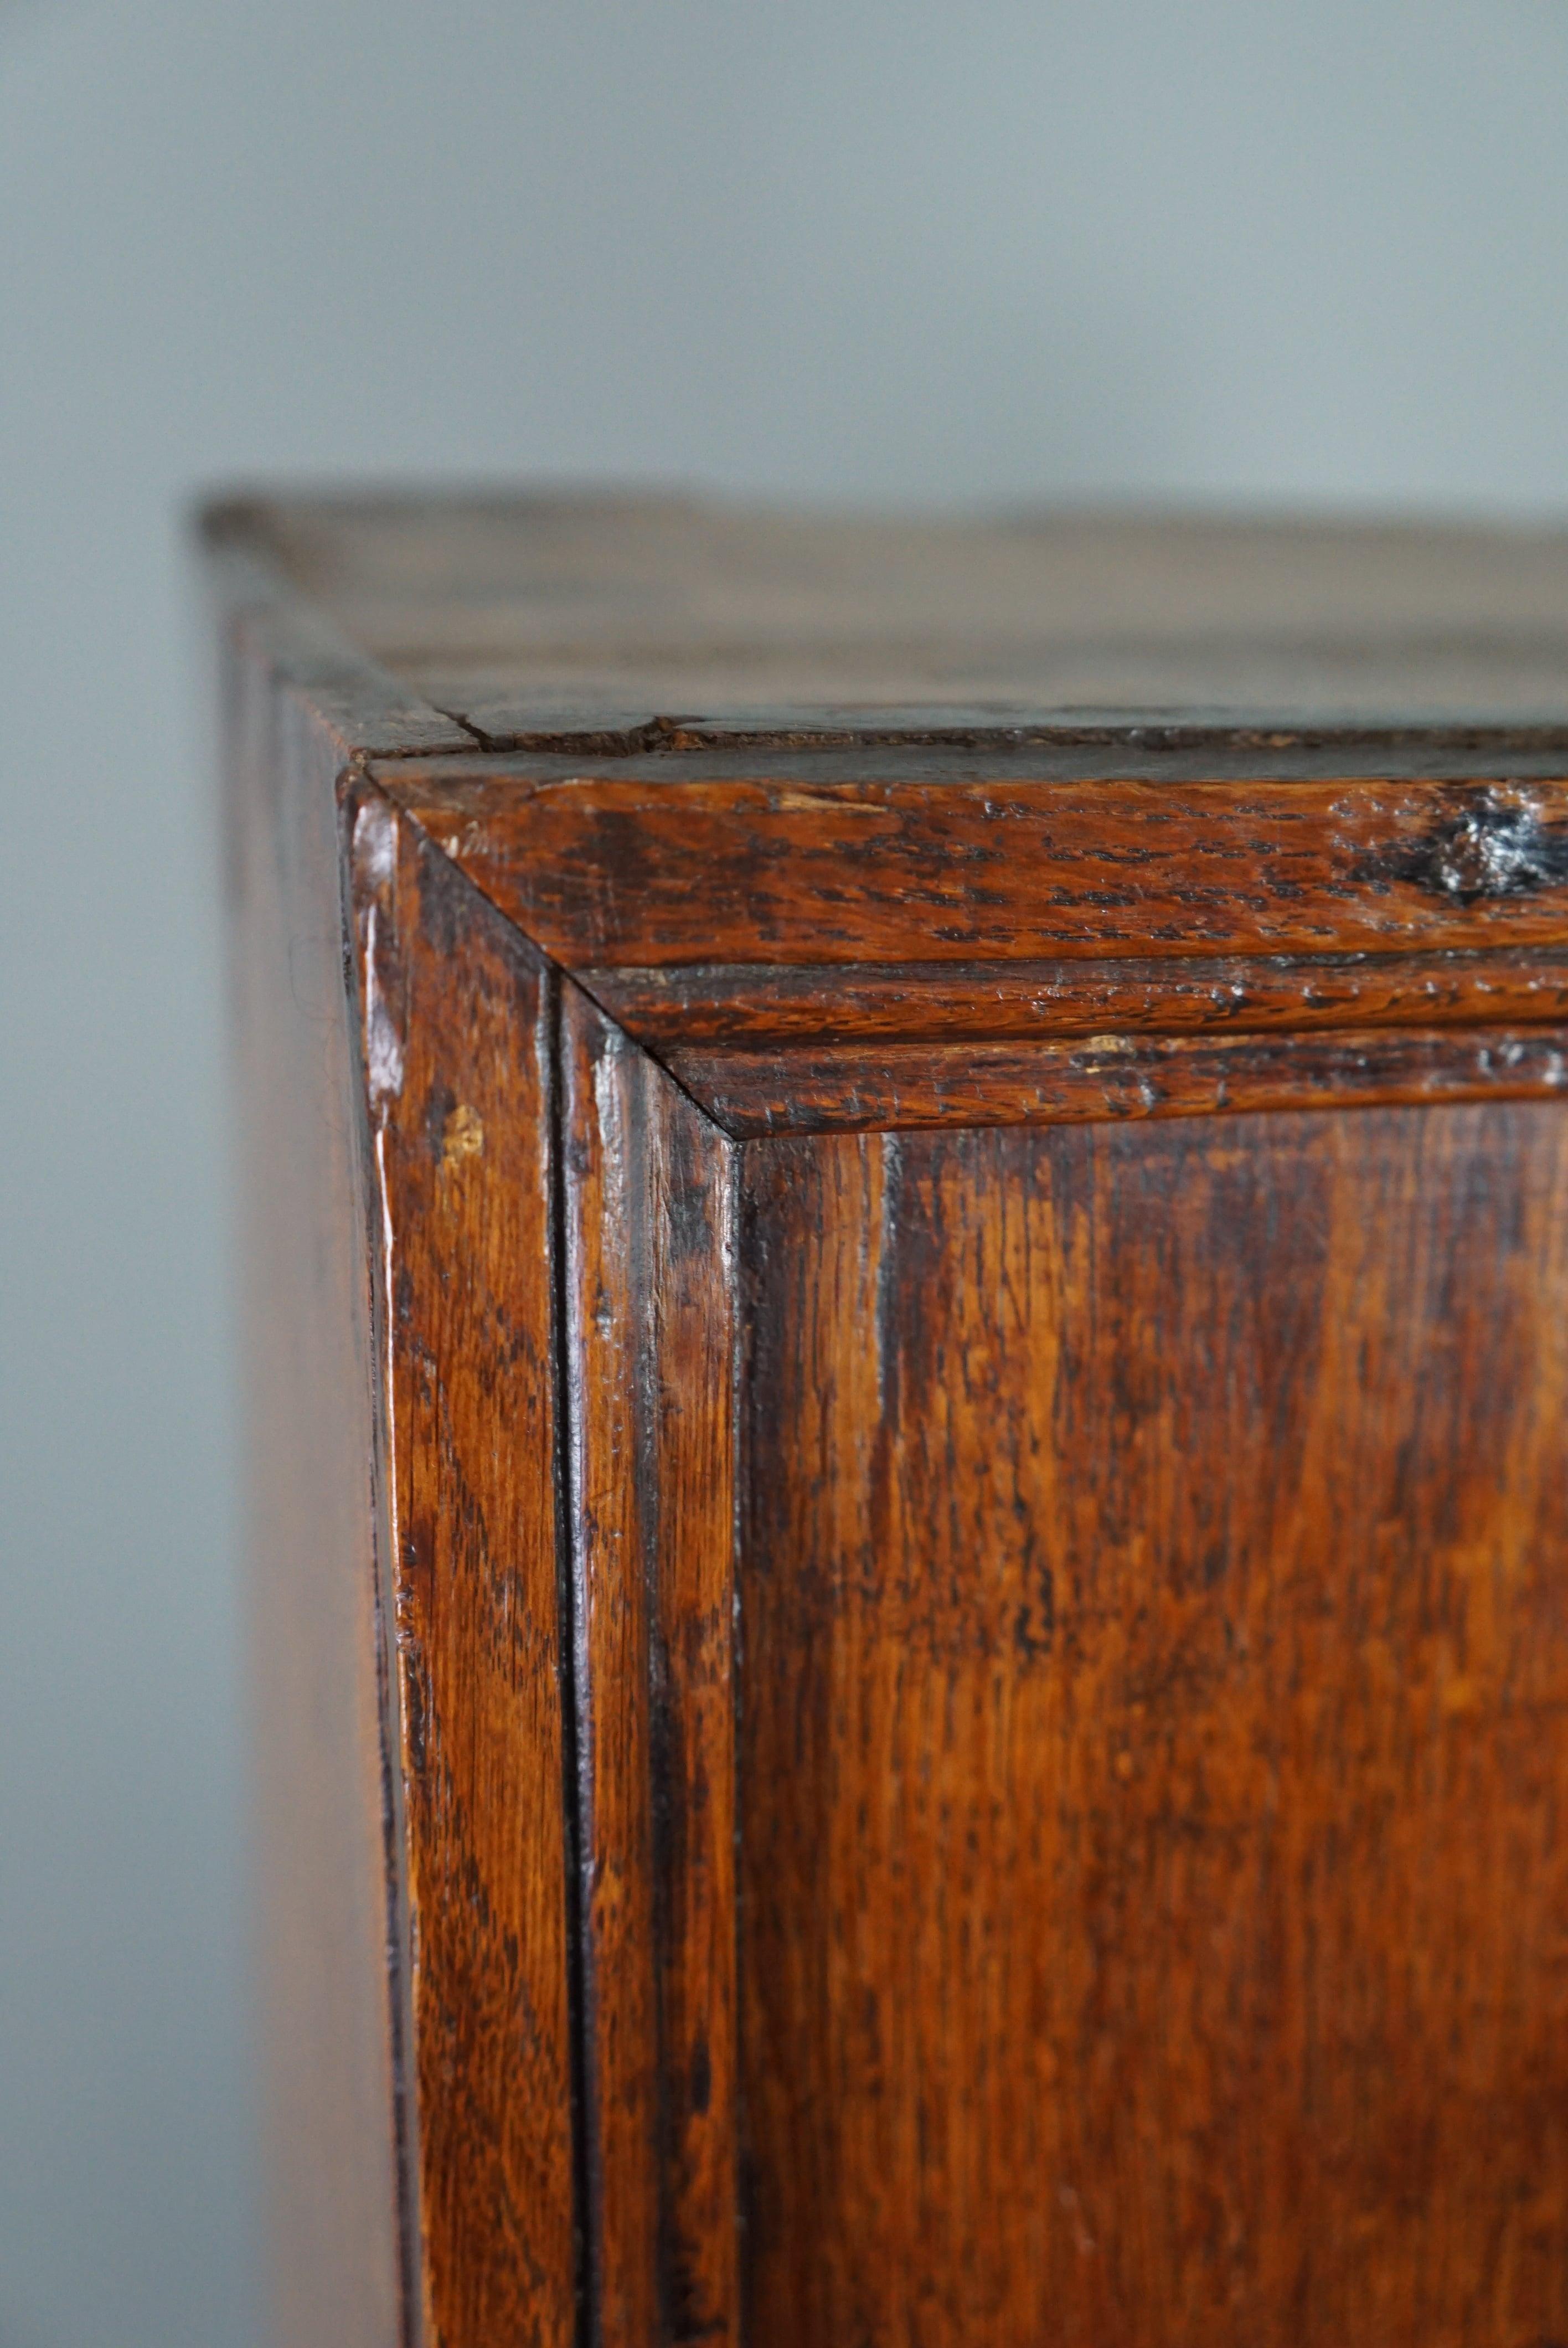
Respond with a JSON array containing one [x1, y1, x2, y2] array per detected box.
[[350, 789, 575, 2348], [740, 1106, 1568, 2347], [580, 945, 1568, 1048], [669, 1023, 1568, 1136], [209, 492, 1568, 2348], [385, 767, 1568, 970]]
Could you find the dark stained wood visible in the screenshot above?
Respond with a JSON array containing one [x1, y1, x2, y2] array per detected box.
[[581, 944, 1568, 1047], [557, 984, 661, 2348], [740, 1108, 1568, 2347], [385, 765, 1568, 969], [559, 981, 740, 2348], [668, 1023, 1568, 1137], [386, 758, 1568, 1129], [348, 788, 576, 2346], [208, 491, 1568, 2348]]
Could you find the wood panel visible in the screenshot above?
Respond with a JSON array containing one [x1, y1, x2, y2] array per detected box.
[[350, 789, 575, 2348], [559, 982, 740, 2348], [386, 766, 1568, 970], [383, 755, 1568, 1134], [209, 492, 1568, 2348], [739, 1105, 1568, 2348]]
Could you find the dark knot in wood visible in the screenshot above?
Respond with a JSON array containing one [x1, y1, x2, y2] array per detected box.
[[1390, 786, 1568, 905]]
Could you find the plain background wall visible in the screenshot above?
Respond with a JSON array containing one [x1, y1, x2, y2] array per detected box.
[[3, 3, 1567, 2342]]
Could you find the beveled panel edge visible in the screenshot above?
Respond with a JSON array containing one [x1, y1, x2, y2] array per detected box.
[[373, 761, 1568, 1134], [582, 947, 1568, 1048], [380, 781, 1568, 1136], [670, 1026, 1568, 1139], [556, 985, 742, 2346]]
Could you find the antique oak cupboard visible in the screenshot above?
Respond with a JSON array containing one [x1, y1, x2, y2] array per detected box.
[[204, 492, 1568, 2348]]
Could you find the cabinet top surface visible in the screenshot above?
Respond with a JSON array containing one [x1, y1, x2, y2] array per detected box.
[[211, 487, 1568, 1130], [208, 488, 1568, 748]]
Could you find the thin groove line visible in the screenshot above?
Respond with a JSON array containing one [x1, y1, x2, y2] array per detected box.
[[548, 966, 600, 2348], [625, 1060, 676, 2341], [374, 1120, 426, 2348], [728, 1136, 747, 2348]]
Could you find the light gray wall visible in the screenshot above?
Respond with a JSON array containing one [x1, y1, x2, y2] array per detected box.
[[2, 3, 1567, 2342]]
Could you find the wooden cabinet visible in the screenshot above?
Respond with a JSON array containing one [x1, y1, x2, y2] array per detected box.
[[204, 494, 1568, 2348]]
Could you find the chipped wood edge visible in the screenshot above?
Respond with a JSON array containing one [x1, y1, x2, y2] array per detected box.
[[198, 499, 478, 761]]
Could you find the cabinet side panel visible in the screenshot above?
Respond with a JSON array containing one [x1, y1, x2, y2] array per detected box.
[[559, 987, 740, 2346], [740, 1104, 1568, 2348], [353, 807, 576, 2348], [224, 637, 406, 2348]]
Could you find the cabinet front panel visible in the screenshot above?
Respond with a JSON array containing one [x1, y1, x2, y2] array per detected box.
[[740, 1104, 1568, 2347]]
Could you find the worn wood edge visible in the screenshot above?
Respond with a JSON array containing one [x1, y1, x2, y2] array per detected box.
[[342, 775, 747, 2344], [376, 789, 733, 1145], [198, 501, 477, 760], [346, 775, 581, 2348], [558, 984, 660, 2345], [671, 1024, 1568, 1136], [450, 703, 1568, 760], [378, 764, 1568, 985], [371, 789, 1568, 1141], [584, 946, 1568, 1048], [336, 777, 428, 2348], [370, 737, 1568, 794]]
